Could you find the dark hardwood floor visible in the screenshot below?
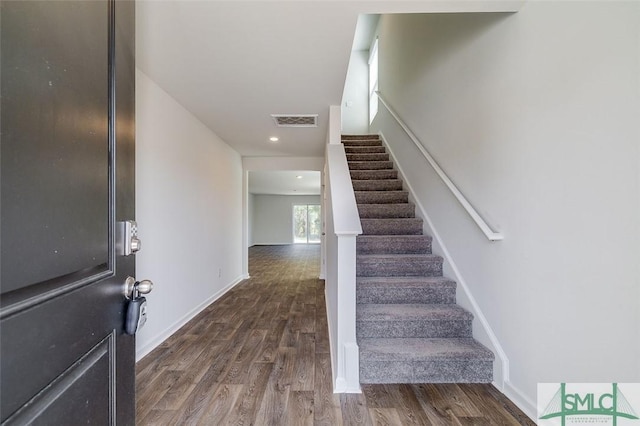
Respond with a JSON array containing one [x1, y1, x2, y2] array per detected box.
[[136, 245, 534, 425]]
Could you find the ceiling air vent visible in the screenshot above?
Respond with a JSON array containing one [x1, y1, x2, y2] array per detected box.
[[271, 114, 318, 128]]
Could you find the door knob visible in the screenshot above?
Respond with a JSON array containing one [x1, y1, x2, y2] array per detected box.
[[123, 276, 154, 300]]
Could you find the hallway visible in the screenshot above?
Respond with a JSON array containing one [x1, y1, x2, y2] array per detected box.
[[136, 245, 533, 425]]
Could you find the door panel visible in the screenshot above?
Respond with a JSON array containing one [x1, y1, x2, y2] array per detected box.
[[7, 336, 113, 425], [1, 0, 110, 293], [0, 1, 136, 424]]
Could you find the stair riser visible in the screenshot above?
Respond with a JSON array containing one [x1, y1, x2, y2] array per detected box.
[[357, 236, 431, 255], [357, 319, 472, 339], [347, 154, 389, 162], [350, 170, 398, 180], [343, 134, 380, 140], [349, 161, 393, 170], [345, 146, 386, 154], [353, 181, 404, 191], [357, 204, 414, 219], [355, 192, 408, 204], [359, 360, 493, 384], [357, 258, 443, 277], [357, 286, 455, 304], [361, 219, 423, 235], [342, 140, 382, 147]]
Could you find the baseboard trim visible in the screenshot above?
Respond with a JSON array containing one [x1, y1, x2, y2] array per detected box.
[[135, 274, 246, 361], [324, 286, 338, 389], [501, 380, 537, 421]]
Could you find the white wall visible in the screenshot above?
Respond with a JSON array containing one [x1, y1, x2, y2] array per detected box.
[[341, 50, 370, 134], [135, 69, 244, 360], [372, 4, 640, 418], [252, 194, 321, 245]]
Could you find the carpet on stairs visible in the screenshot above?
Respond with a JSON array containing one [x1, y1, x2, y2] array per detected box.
[[343, 134, 494, 384]]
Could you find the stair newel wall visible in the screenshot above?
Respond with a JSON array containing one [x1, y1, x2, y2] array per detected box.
[[324, 105, 363, 393]]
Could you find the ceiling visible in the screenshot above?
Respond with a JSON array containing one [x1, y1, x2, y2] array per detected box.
[[136, 1, 521, 195], [249, 171, 321, 195], [137, 1, 512, 159], [136, 1, 365, 158]]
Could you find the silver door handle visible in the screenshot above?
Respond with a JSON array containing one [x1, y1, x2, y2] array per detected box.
[[123, 276, 154, 300]]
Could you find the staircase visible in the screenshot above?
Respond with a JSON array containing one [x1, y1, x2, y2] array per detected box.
[[343, 134, 494, 384]]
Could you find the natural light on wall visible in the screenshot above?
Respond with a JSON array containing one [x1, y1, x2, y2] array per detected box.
[[369, 38, 379, 125]]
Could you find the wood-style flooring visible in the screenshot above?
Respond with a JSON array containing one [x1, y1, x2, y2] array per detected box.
[[136, 245, 534, 425]]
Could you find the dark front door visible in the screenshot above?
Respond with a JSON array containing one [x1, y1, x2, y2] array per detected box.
[[1, 1, 137, 424]]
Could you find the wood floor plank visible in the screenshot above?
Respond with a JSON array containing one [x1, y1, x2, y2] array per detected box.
[[256, 319, 287, 363], [281, 312, 302, 348], [195, 384, 244, 426], [300, 303, 316, 333], [455, 416, 492, 425], [283, 390, 314, 426], [291, 332, 315, 391], [362, 384, 396, 409], [137, 409, 178, 426], [460, 384, 530, 426], [136, 370, 183, 421], [152, 372, 196, 411], [482, 384, 537, 426], [369, 407, 403, 426], [254, 347, 296, 425], [411, 383, 456, 424], [182, 338, 231, 384], [223, 329, 268, 384], [390, 384, 434, 425], [313, 352, 342, 426], [340, 393, 373, 426], [136, 245, 533, 426], [224, 361, 273, 426]]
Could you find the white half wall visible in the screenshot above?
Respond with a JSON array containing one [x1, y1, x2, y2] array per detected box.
[[372, 4, 640, 418], [135, 69, 244, 360], [252, 194, 321, 245]]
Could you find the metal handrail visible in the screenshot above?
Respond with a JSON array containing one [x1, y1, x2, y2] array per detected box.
[[376, 91, 503, 241]]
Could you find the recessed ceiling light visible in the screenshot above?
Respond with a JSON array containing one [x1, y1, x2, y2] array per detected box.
[[296, 175, 303, 179], [269, 136, 279, 142]]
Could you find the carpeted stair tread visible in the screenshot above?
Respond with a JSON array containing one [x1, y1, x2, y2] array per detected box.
[[357, 254, 443, 277], [358, 303, 471, 320], [350, 170, 398, 180], [357, 203, 414, 218], [342, 134, 380, 140], [357, 276, 456, 304], [359, 338, 494, 362], [346, 153, 390, 162], [357, 304, 473, 339], [348, 161, 393, 170], [346, 152, 389, 161], [355, 191, 408, 204], [344, 146, 387, 154], [361, 218, 423, 235], [359, 338, 494, 383], [342, 140, 383, 147], [353, 180, 404, 191], [357, 235, 431, 254]]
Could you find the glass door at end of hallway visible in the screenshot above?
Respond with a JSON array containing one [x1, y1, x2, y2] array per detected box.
[[293, 204, 321, 244]]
